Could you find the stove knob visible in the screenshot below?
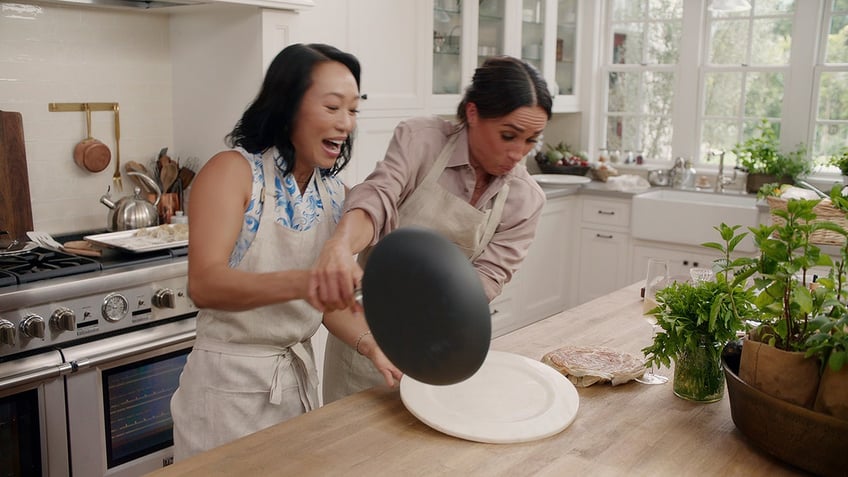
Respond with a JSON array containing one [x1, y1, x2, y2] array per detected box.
[[152, 288, 176, 309], [21, 314, 45, 339], [51, 307, 76, 332], [0, 320, 15, 346]]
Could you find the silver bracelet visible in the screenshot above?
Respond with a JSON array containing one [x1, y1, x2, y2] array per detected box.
[[354, 331, 372, 355]]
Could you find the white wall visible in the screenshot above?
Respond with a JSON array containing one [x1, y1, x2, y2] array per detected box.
[[0, 0, 582, 235], [0, 1, 174, 234]]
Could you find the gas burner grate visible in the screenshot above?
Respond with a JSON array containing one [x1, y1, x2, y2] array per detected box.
[[0, 270, 16, 288], [0, 249, 101, 284]]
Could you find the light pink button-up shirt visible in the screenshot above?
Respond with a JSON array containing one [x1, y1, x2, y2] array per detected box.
[[345, 116, 546, 300]]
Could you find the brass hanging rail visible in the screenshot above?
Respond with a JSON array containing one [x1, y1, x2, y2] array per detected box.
[[48, 102, 118, 112]]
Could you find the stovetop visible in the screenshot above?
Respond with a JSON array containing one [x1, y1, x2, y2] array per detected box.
[[0, 229, 188, 289], [0, 229, 194, 360]]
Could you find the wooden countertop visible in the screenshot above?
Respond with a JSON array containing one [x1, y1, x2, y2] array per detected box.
[[148, 283, 805, 477]]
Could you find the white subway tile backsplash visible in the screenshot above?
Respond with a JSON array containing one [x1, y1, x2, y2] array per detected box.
[[0, 1, 174, 235]]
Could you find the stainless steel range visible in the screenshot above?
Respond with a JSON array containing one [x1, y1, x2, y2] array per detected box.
[[0, 233, 196, 477]]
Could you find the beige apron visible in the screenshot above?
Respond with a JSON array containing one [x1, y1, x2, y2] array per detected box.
[[172, 154, 335, 460], [322, 133, 508, 404]]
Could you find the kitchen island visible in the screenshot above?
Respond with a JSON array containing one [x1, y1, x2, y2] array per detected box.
[[148, 283, 805, 477]]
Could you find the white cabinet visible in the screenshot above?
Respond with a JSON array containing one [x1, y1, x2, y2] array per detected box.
[[428, 0, 580, 114], [346, 0, 429, 115], [576, 196, 632, 304], [340, 117, 401, 187], [492, 195, 576, 337], [631, 242, 721, 286]]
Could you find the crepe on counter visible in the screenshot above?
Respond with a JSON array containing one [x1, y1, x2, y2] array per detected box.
[[542, 345, 646, 387]]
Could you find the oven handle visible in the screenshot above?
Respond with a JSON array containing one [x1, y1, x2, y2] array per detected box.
[[67, 330, 195, 372], [0, 362, 72, 389]]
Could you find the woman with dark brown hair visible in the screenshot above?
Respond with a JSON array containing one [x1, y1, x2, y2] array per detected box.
[[312, 56, 553, 403]]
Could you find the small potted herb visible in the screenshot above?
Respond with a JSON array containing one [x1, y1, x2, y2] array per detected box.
[[828, 146, 848, 183], [733, 119, 810, 194], [642, 224, 754, 402]]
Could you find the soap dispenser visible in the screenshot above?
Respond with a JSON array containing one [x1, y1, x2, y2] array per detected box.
[[682, 158, 697, 189]]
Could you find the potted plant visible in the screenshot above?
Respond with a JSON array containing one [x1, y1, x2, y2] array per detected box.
[[733, 119, 811, 194], [828, 146, 848, 184], [704, 188, 848, 476], [642, 224, 754, 402]]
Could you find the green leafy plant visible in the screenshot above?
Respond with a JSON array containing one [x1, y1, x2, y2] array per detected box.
[[732, 119, 811, 181], [746, 199, 842, 352], [643, 224, 755, 370], [800, 184, 848, 372], [828, 146, 848, 176]]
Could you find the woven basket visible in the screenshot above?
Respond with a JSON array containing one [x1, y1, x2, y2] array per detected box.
[[766, 196, 848, 246]]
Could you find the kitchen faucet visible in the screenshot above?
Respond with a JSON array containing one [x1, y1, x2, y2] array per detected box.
[[711, 150, 736, 193]]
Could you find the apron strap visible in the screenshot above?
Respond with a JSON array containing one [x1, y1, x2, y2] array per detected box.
[[470, 183, 509, 261], [420, 133, 459, 188], [194, 338, 319, 411]]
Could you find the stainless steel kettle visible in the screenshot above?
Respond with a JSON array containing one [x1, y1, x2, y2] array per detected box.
[[100, 171, 161, 231]]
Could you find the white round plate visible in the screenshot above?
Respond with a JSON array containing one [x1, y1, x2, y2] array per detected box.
[[399, 351, 579, 444], [0, 241, 37, 256], [532, 174, 591, 187]]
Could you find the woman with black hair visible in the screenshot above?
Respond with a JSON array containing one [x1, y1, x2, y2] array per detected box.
[[313, 56, 553, 404], [170, 43, 401, 460]]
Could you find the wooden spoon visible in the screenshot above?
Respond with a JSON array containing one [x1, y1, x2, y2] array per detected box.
[[160, 162, 179, 194], [124, 161, 155, 194]]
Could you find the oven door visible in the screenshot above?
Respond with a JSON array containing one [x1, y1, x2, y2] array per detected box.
[[0, 350, 70, 477], [63, 316, 196, 477]]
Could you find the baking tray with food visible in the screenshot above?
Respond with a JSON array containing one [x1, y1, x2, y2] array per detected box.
[[84, 223, 188, 253]]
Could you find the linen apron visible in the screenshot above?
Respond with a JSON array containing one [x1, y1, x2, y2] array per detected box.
[[322, 133, 509, 404], [171, 153, 335, 460]]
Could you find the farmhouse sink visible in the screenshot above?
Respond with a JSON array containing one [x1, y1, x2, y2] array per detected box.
[[631, 189, 762, 252]]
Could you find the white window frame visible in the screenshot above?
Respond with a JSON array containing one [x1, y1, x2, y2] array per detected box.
[[593, 0, 834, 175]]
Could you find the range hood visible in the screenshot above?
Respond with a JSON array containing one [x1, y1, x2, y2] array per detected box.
[[36, 0, 314, 9], [37, 0, 207, 8]]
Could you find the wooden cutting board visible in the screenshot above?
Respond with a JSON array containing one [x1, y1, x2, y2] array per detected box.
[[0, 111, 33, 242]]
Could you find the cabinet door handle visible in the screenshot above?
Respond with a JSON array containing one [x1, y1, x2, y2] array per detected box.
[[596, 233, 614, 239], [597, 210, 615, 215], [491, 309, 499, 316]]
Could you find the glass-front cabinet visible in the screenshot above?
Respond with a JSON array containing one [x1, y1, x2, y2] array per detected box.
[[555, 0, 578, 98], [432, 0, 464, 95], [429, 0, 579, 113], [478, 0, 506, 67], [520, 0, 546, 72]]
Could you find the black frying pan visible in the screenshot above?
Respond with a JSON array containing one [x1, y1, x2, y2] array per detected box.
[[360, 226, 491, 386]]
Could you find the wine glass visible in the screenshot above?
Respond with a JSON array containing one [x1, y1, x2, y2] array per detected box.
[[637, 258, 670, 385]]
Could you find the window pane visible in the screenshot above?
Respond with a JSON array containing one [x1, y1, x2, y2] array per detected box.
[[644, 71, 675, 115], [818, 72, 848, 120], [607, 71, 641, 113], [814, 123, 848, 159], [701, 119, 741, 158], [606, 116, 624, 150], [751, 18, 792, 64], [744, 71, 784, 118], [641, 114, 673, 160], [755, 0, 794, 15], [825, 15, 848, 63], [834, 0, 848, 12], [646, 0, 682, 20], [611, 23, 644, 64], [645, 21, 681, 63], [612, 0, 646, 21], [704, 72, 742, 117], [709, 19, 748, 64]]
